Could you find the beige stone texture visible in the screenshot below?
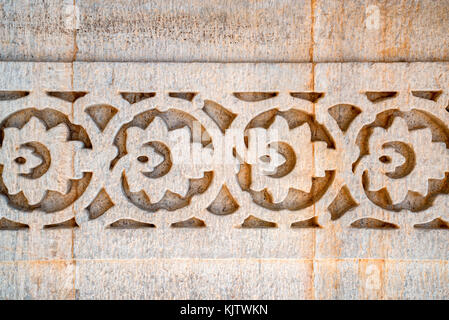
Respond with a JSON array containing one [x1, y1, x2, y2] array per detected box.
[[1, 1, 449, 62], [0, 1, 448, 300]]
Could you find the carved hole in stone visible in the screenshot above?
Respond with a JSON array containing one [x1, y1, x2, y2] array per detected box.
[[328, 104, 362, 132], [43, 217, 79, 230], [239, 215, 277, 228], [14, 157, 26, 165], [414, 218, 449, 230], [137, 156, 149, 163], [207, 184, 239, 215], [379, 155, 391, 163], [85, 104, 118, 132], [290, 92, 324, 103], [171, 217, 206, 228], [86, 188, 114, 220], [365, 91, 398, 103], [202, 100, 236, 133], [233, 92, 278, 102], [0, 91, 29, 101], [350, 218, 399, 229], [291, 216, 321, 228], [0, 217, 29, 230], [327, 185, 358, 220], [108, 219, 155, 229], [120, 92, 156, 104], [168, 92, 197, 101], [411, 90, 442, 102], [46, 91, 87, 103]]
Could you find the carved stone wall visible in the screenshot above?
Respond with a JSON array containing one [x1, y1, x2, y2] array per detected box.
[[0, 1, 448, 299]]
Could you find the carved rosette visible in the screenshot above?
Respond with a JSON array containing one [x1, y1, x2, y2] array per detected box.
[[111, 108, 213, 212], [237, 108, 336, 212], [353, 109, 449, 212], [0, 106, 92, 227]]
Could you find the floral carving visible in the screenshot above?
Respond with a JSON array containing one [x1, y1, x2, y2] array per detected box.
[[237, 108, 336, 211], [354, 109, 449, 212], [0, 108, 92, 212], [112, 109, 213, 212]]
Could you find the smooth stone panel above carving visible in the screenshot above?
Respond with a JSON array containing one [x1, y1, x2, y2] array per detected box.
[[2, 1, 449, 63]]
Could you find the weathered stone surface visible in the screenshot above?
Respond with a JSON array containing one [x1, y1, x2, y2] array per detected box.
[[314, 259, 449, 299], [76, 0, 312, 62], [313, 0, 449, 62], [75, 259, 314, 299], [0, 260, 75, 299], [0, 0, 75, 62], [1, 1, 449, 62], [0, 61, 448, 299]]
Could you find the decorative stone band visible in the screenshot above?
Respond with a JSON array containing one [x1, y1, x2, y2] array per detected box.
[[0, 62, 448, 230]]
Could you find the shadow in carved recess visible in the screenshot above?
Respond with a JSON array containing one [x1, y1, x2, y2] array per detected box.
[[86, 188, 114, 220], [265, 142, 296, 178], [290, 92, 324, 103], [171, 217, 206, 228], [237, 108, 335, 211], [233, 92, 278, 102], [19, 142, 51, 179], [207, 184, 239, 215], [141, 141, 172, 179], [168, 92, 197, 101], [113, 109, 213, 212], [382, 141, 416, 179], [353, 109, 449, 212], [365, 91, 398, 103], [0, 217, 29, 230], [46, 91, 87, 103], [44, 217, 79, 230], [0, 108, 92, 212], [120, 92, 155, 104], [108, 219, 155, 229], [123, 171, 213, 212], [362, 171, 449, 212], [202, 100, 236, 133], [85, 105, 118, 132], [327, 185, 358, 220], [0, 108, 91, 148], [239, 215, 277, 228], [237, 167, 334, 211], [411, 90, 442, 102], [291, 216, 321, 228], [0, 91, 29, 101], [111, 109, 211, 169], [414, 218, 449, 230], [328, 104, 362, 132], [351, 218, 399, 229], [0, 166, 91, 212]]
